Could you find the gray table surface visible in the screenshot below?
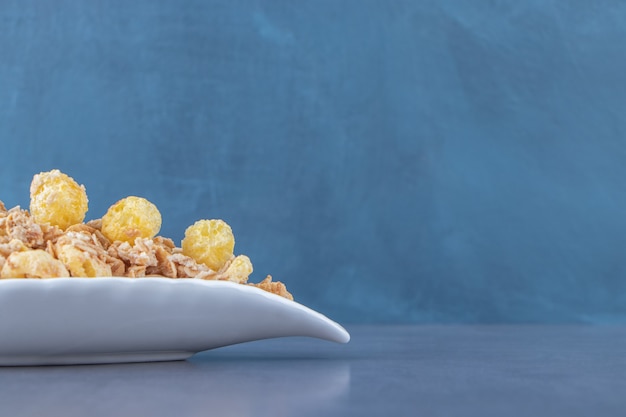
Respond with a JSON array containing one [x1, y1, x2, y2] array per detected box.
[[1, 325, 625, 416]]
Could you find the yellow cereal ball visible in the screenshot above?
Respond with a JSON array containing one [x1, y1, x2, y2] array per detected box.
[[0, 250, 70, 278], [30, 169, 89, 230], [182, 219, 235, 271], [56, 244, 112, 277], [101, 196, 162, 244], [224, 254, 253, 284]]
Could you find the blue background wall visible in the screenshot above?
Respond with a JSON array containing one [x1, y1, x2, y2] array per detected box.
[[2, 1, 626, 323]]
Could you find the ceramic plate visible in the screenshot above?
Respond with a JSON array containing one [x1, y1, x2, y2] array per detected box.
[[0, 278, 349, 366]]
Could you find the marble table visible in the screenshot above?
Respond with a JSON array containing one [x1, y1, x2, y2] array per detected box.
[[1, 325, 625, 416]]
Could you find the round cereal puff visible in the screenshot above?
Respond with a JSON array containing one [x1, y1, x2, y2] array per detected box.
[[224, 254, 253, 283], [56, 244, 112, 277], [101, 196, 162, 244], [182, 219, 235, 271], [29, 169, 89, 230]]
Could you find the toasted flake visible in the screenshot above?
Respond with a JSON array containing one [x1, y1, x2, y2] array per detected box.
[[109, 238, 158, 267], [252, 275, 294, 300], [168, 253, 217, 280], [2, 207, 44, 248], [146, 240, 177, 278]]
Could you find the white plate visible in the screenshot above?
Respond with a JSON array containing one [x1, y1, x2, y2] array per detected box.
[[0, 277, 350, 366]]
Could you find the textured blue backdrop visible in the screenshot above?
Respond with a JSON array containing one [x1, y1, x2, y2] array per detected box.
[[2, 1, 626, 323]]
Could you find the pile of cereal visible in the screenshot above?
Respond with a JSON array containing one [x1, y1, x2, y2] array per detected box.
[[0, 169, 292, 300]]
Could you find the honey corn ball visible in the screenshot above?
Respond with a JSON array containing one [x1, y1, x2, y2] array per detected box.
[[101, 196, 162, 244], [56, 244, 112, 277], [30, 170, 88, 230], [223, 254, 253, 283], [0, 249, 70, 278], [182, 219, 235, 271]]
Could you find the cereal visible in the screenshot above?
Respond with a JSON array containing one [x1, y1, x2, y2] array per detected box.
[[221, 255, 253, 284], [108, 238, 158, 269], [66, 223, 110, 249], [147, 241, 177, 278], [101, 196, 162, 244], [56, 244, 112, 277], [252, 275, 293, 301], [168, 253, 217, 280], [182, 219, 235, 271], [55, 232, 112, 277], [30, 169, 88, 230], [0, 170, 294, 300], [0, 239, 29, 258], [0, 250, 69, 278], [0, 239, 29, 270], [1, 207, 45, 248]]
